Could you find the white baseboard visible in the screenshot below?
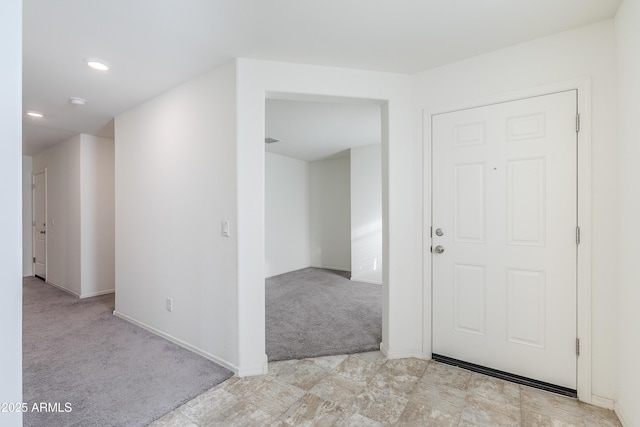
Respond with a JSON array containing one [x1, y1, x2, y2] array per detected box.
[[113, 310, 238, 375], [237, 354, 269, 377], [80, 288, 115, 299], [43, 280, 114, 300], [380, 342, 389, 357], [615, 402, 630, 427], [350, 276, 382, 285], [46, 280, 80, 298], [380, 342, 424, 360], [310, 264, 350, 272], [590, 395, 615, 410]]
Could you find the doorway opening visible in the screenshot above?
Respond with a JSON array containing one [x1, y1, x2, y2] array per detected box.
[[32, 169, 47, 281], [264, 94, 384, 361]]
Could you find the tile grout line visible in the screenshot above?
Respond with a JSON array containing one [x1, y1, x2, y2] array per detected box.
[[519, 384, 524, 426]]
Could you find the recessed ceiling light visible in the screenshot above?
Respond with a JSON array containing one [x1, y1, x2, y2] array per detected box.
[[86, 60, 109, 71], [26, 111, 44, 118], [69, 97, 87, 106]]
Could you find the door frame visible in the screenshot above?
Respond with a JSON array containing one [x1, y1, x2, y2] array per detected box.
[[422, 78, 592, 403], [32, 168, 47, 280]]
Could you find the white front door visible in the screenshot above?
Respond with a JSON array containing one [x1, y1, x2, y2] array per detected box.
[[432, 90, 578, 390], [33, 170, 46, 279]]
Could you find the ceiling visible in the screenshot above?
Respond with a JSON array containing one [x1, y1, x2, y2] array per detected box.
[[265, 98, 381, 162], [22, 0, 621, 156]]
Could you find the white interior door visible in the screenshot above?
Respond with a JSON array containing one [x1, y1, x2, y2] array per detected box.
[[33, 170, 46, 279], [432, 90, 578, 390]]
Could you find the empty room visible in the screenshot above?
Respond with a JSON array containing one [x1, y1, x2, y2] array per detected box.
[[2, 0, 639, 426]]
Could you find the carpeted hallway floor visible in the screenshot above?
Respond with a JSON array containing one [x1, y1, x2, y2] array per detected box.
[[22, 277, 233, 427], [266, 267, 382, 361]]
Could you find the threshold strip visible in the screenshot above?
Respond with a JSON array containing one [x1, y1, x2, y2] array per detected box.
[[432, 354, 577, 398]]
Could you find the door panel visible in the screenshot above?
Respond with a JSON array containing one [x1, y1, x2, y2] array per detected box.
[[453, 263, 486, 335], [432, 91, 577, 390], [454, 163, 485, 243]]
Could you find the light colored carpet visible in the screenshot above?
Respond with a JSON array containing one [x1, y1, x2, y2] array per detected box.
[[22, 277, 233, 427], [265, 267, 382, 361]]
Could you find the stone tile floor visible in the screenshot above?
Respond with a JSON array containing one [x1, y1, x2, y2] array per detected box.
[[149, 352, 622, 426]]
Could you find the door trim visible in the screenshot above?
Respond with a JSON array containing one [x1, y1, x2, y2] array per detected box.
[[32, 169, 47, 281], [422, 78, 592, 403]]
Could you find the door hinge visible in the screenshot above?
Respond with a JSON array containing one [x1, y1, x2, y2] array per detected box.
[[576, 338, 581, 356], [33, 257, 36, 263], [576, 114, 581, 133], [576, 226, 581, 245]]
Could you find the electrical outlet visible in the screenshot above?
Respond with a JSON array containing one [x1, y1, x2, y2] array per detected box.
[[166, 298, 173, 312]]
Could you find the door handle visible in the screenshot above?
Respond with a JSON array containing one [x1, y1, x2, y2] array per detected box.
[[434, 245, 445, 254], [40, 230, 46, 235]]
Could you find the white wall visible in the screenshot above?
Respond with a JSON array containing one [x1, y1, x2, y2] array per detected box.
[[32, 134, 115, 298], [413, 20, 617, 402], [265, 152, 310, 277], [236, 58, 418, 375], [309, 155, 351, 271], [265, 148, 381, 280], [34, 135, 82, 295], [23, 155, 33, 277], [80, 135, 115, 297], [350, 144, 382, 284], [115, 62, 239, 371], [0, 0, 22, 424], [615, 1, 640, 425]]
